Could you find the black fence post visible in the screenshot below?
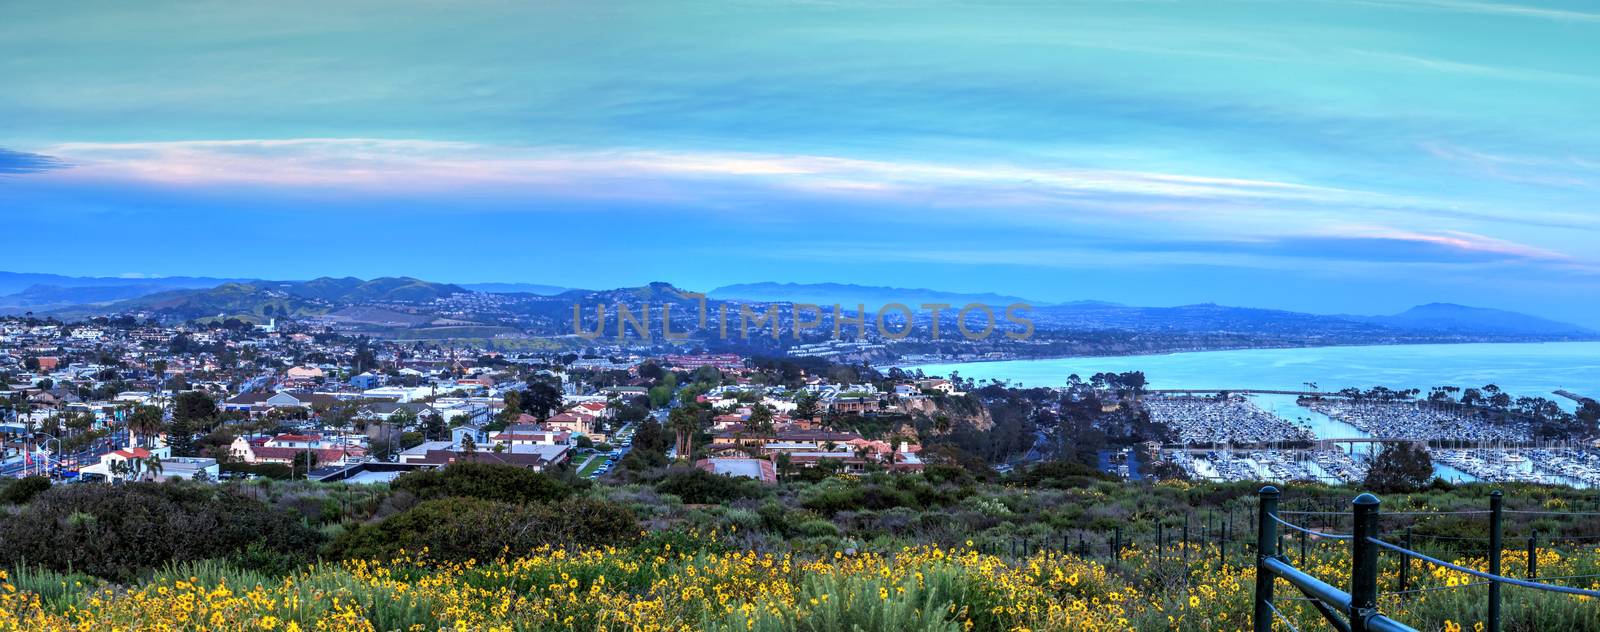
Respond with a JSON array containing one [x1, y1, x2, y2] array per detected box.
[[1253, 485, 1280, 632], [1351, 493, 1380, 632], [1299, 528, 1307, 565], [1399, 527, 1412, 598], [1528, 529, 1538, 580], [1157, 521, 1165, 559], [1221, 518, 1230, 569], [1182, 518, 1190, 568], [1113, 526, 1122, 563], [1489, 490, 1503, 632]]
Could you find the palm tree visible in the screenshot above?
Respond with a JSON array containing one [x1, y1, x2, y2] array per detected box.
[[668, 407, 697, 460], [127, 405, 163, 448], [143, 455, 164, 481], [109, 459, 130, 483]]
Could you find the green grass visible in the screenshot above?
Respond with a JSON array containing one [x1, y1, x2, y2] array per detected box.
[[577, 454, 607, 476]]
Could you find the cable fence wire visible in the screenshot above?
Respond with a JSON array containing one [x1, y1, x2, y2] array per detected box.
[[1264, 598, 1304, 632], [1270, 513, 1354, 540], [1380, 581, 1493, 597], [1367, 537, 1600, 599]]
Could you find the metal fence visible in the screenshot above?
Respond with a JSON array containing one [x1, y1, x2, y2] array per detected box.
[[1254, 486, 1600, 632]]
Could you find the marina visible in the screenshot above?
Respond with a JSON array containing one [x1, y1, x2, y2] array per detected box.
[[916, 342, 1600, 488], [1153, 395, 1597, 487]]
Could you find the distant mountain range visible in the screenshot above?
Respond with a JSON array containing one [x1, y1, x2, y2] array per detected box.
[[38, 276, 467, 322], [1348, 303, 1593, 337], [710, 282, 1595, 339], [710, 282, 1035, 310], [459, 282, 572, 295], [3, 272, 1593, 340], [0, 272, 569, 316]]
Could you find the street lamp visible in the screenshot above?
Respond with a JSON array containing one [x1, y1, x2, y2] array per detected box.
[[37, 433, 61, 479]]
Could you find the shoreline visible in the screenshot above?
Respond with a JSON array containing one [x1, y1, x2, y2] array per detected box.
[[895, 338, 1600, 371]]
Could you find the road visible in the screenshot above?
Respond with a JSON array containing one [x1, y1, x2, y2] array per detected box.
[[1, 432, 127, 479]]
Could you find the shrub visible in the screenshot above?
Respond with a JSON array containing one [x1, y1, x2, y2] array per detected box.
[[799, 479, 866, 516], [392, 462, 573, 504], [327, 496, 638, 562], [0, 476, 52, 505], [0, 482, 322, 581], [793, 518, 840, 538], [655, 468, 762, 505]]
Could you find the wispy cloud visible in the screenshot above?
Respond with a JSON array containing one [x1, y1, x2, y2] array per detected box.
[[37, 137, 1396, 210], [1375, 0, 1600, 22], [0, 147, 67, 175]]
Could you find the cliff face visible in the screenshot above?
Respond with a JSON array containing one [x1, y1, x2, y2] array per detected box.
[[896, 395, 993, 431]]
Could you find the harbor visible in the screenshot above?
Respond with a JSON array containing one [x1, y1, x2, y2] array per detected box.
[[1151, 393, 1599, 488]]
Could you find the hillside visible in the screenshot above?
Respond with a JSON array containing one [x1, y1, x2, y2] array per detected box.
[[56, 276, 466, 322]]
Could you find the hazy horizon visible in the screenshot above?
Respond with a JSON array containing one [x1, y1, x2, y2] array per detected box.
[[4, 1, 1598, 324]]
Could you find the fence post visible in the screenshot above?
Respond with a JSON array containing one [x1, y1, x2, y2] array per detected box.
[[1489, 490, 1503, 632], [1253, 485, 1280, 632], [1220, 519, 1229, 569], [1527, 529, 1538, 580], [1113, 526, 1122, 562], [1182, 518, 1189, 567], [1350, 493, 1380, 632], [1157, 521, 1164, 559], [1399, 527, 1412, 598]]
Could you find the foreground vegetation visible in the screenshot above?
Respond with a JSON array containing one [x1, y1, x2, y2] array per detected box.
[[3, 460, 1599, 630], [2, 535, 1596, 631]]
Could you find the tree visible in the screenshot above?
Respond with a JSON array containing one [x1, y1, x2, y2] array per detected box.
[[668, 407, 698, 460], [420, 412, 446, 441], [1363, 442, 1434, 493], [793, 394, 819, 421], [389, 406, 419, 430], [142, 455, 164, 482], [522, 381, 563, 421], [109, 460, 130, 482], [126, 405, 164, 448], [167, 416, 198, 457], [748, 403, 774, 435], [291, 450, 319, 479], [173, 391, 218, 430]]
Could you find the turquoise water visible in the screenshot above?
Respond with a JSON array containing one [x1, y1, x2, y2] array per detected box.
[[908, 341, 1600, 404]]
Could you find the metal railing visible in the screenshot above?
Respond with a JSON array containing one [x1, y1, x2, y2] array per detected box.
[[1253, 486, 1600, 632]]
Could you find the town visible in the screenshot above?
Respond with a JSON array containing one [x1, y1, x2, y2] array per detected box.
[[7, 312, 1598, 496], [0, 315, 951, 487]]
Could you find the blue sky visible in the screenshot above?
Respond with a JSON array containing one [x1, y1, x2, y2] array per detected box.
[[2, 1, 1599, 323]]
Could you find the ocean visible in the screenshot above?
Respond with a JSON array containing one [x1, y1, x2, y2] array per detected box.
[[906, 341, 1600, 404]]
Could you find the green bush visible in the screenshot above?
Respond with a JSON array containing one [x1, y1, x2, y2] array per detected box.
[[793, 518, 840, 538], [655, 468, 763, 505], [327, 496, 639, 562], [0, 482, 322, 581], [392, 462, 573, 504], [0, 476, 52, 505]]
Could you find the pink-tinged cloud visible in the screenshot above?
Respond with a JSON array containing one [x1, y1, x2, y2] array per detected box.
[[1322, 225, 1572, 262], [34, 138, 1385, 207]]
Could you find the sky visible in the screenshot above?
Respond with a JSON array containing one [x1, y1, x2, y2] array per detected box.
[[2, 0, 1599, 324]]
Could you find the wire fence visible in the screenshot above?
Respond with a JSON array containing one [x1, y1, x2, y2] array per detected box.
[[1252, 487, 1600, 632]]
